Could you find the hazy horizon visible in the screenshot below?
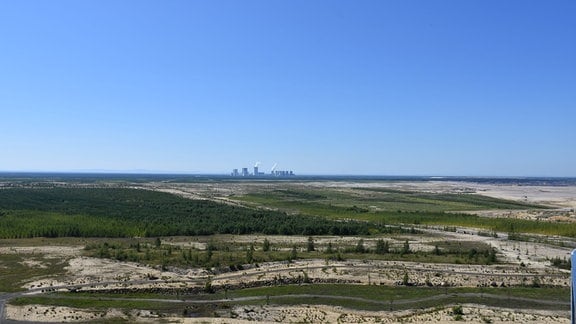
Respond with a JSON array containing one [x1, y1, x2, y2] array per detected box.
[[1, 169, 575, 179]]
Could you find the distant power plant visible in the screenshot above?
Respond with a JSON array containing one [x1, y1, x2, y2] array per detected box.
[[231, 163, 294, 177]]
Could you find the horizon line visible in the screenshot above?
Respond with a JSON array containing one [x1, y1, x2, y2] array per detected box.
[[0, 170, 575, 179]]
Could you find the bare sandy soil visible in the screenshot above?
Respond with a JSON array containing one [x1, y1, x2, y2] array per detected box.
[[221, 304, 569, 323], [6, 303, 569, 323], [6, 305, 128, 323], [469, 184, 576, 209], [6, 230, 569, 293], [0, 246, 82, 258]]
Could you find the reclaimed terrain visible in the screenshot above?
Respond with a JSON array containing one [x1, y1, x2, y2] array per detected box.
[[0, 175, 575, 323]]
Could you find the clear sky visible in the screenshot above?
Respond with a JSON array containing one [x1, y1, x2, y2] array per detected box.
[[1, 1, 574, 176]]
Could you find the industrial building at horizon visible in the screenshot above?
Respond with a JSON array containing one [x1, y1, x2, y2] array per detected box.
[[232, 163, 295, 177]]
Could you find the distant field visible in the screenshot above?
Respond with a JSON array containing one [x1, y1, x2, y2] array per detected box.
[[236, 187, 545, 213], [0, 185, 573, 239], [233, 187, 576, 237]]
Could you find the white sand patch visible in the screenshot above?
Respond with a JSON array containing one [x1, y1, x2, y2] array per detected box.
[[163, 240, 207, 250], [23, 256, 199, 290], [0, 246, 82, 257], [19, 259, 48, 269]]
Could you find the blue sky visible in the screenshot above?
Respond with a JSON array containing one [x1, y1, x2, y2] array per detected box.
[[1, 1, 574, 176]]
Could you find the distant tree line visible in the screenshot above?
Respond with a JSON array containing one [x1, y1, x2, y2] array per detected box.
[[0, 188, 376, 238]]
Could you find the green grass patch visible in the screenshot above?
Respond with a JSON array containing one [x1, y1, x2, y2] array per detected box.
[[229, 283, 439, 300], [8, 295, 168, 310]]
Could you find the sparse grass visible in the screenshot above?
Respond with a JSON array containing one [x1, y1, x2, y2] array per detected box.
[[82, 239, 299, 269], [229, 283, 439, 300], [7, 295, 216, 320], [236, 188, 545, 214], [0, 253, 68, 292], [9, 296, 167, 310], [227, 285, 570, 311]]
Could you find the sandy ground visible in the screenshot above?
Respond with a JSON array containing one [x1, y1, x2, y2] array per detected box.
[[222, 304, 569, 323], [24, 255, 209, 291], [4, 239, 571, 323], [9, 232, 567, 292], [0, 246, 82, 258], [7, 305, 114, 323], [471, 184, 576, 210], [6, 305, 159, 323], [0, 245, 207, 291], [6, 303, 569, 323]]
